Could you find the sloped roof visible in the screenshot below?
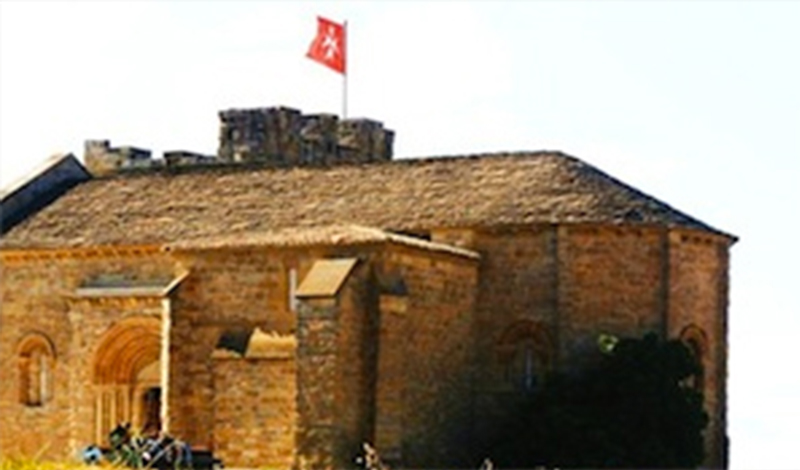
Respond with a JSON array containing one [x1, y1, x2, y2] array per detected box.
[[0, 153, 91, 234], [0, 151, 734, 250]]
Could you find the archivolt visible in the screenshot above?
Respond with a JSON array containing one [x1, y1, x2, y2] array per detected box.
[[496, 319, 553, 365], [18, 331, 56, 357], [679, 324, 709, 358], [93, 316, 161, 385], [495, 320, 554, 391]]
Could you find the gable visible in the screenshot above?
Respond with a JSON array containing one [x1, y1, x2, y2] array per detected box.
[[0, 153, 91, 234]]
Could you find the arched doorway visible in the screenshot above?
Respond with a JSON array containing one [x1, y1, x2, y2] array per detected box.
[[93, 316, 162, 444]]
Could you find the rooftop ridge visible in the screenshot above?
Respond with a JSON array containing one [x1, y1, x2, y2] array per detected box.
[[87, 150, 571, 181]]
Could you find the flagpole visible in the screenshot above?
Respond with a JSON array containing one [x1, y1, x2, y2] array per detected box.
[[343, 20, 348, 119]]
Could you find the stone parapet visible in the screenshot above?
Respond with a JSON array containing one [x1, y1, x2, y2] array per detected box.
[[84, 140, 153, 176], [218, 106, 393, 166], [163, 151, 216, 168]]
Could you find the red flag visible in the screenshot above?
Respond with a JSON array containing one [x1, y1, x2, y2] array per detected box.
[[306, 16, 346, 74]]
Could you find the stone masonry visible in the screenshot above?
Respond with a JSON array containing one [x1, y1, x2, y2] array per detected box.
[[0, 105, 735, 469], [217, 106, 394, 165]]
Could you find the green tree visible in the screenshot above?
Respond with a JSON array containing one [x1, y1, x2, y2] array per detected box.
[[485, 333, 708, 469]]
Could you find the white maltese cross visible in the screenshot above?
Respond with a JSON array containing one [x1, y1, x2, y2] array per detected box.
[[322, 26, 339, 60]]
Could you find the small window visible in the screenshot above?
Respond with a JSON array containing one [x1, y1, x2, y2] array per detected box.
[[679, 325, 708, 392], [18, 333, 55, 407], [507, 340, 541, 391], [496, 320, 552, 393]]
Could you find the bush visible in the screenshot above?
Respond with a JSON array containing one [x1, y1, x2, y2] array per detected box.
[[485, 333, 708, 469]]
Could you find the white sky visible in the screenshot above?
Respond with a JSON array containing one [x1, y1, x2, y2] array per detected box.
[[1, 2, 798, 468]]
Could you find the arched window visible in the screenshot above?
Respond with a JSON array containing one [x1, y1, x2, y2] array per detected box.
[[496, 321, 553, 392], [18, 333, 56, 407], [679, 325, 708, 392]]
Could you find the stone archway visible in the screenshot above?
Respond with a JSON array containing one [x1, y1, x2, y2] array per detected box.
[[92, 316, 162, 443]]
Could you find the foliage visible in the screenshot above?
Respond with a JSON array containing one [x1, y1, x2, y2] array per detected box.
[[485, 333, 708, 469]]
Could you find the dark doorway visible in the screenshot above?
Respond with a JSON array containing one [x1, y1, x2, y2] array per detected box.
[[142, 387, 161, 431]]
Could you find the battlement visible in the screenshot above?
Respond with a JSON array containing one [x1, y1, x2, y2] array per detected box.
[[217, 106, 394, 165], [83, 106, 394, 176], [84, 140, 153, 176]]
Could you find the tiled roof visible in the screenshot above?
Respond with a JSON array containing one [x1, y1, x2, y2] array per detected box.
[[0, 152, 734, 250]]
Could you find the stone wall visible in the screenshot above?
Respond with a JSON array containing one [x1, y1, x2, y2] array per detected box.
[[217, 106, 394, 165], [211, 355, 296, 468], [667, 230, 729, 468], [166, 247, 320, 451], [446, 224, 729, 467], [0, 223, 731, 468], [556, 225, 666, 366], [80, 106, 394, 176], [0, 248, 176, 459], [294, 278, 374, 469], [377, 246, 479, 467], [293, 245, 478, 469], [83, 140, 153, 176], [466, 226, 559, 387]]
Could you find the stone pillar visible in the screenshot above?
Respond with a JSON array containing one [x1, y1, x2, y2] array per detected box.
[[294, 297, 343, 470], [374, 294, 408, 464]]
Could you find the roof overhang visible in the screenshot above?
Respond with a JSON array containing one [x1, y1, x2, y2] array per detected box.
[[72, 271, 189, 298], [164, 224, 480, 260]]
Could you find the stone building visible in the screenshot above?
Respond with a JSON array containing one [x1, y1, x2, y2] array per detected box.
[[0, 106, 735, 469]]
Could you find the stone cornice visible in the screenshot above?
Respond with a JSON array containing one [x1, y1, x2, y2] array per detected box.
[[0, 244, 162, 263]]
